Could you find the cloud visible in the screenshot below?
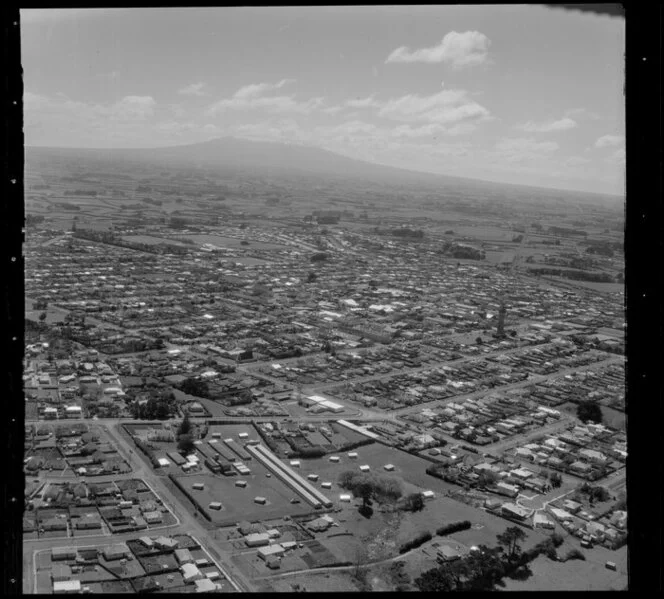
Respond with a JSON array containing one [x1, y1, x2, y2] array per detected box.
[[112, 95, 156, 120], [22, 91, 188, 147], [233, 79, 295, 100], [518, 117, 577, 133], [205, 79, 326, 116], [607, 147, 626, 164], [178, 82, 206, 96], [594, 134, 624, 148], [385, 31, 490, 68], [345, 96, 382, 109], [565, 107, 601, 121], [377, 88, 491, 126]]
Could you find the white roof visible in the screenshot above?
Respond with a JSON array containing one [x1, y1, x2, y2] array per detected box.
[[53, 580, 81, 592]]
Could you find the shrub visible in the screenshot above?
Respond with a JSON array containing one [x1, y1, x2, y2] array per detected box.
[[436, 520, 472, 537], [293, 446, 326, 459], [399, 531, 432, 554], [565, 548, 586, 561]]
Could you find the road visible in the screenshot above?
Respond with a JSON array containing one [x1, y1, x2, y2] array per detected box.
[[23, 420, 257, 594], [390, 353, 623, 418]]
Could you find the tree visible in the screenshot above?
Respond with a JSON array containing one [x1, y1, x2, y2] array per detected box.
[[577, 400, 603, 424], [550, 472, 563, 488], [475, 337, 483, 345], [178, 413, 192, 438], [478, 471, 499, 488], [306, 271, 317, 283], [177, 434, 195, 454], [353, 480, 375, 508], [403, 492, 425, 512], [39, 312, 47, 322], [462, 545, 506, 590], [496, 526, 527, 561]]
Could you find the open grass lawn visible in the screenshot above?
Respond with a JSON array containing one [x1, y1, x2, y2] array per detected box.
[[121, 235, 189, 246], [205, 423, 259, 439], [266, 571, 361, 592], [452, 225, 514, 242], [180, 233, 287, 251], [532, 274, 623, 294], [500, 544, 627, 591], [172, 465, 312, 524], [288, 442, 458, 499]]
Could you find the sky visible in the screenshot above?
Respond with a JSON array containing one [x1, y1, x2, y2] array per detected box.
[[21, 6, 625, 195]]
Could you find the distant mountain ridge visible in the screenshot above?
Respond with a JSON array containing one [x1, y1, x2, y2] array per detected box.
[[26, 137, 623, 203]]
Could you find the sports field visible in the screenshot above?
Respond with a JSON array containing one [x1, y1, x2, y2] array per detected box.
[[180, 234, 287, 251]]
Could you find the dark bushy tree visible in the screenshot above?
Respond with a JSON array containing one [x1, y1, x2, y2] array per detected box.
[[577, 400, 603, 424], [177, 434, 195, 454], [496, 526, 527, 561]]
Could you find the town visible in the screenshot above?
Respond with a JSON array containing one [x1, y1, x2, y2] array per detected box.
[[22, 143, 626, 593]]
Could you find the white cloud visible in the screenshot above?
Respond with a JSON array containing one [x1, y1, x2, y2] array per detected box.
[[565, 107, 601, 121], [205, 80, 326, 116], [385, 31, 490, 69], [607, 147, 626, 164], [518, 117, 577, 133], [178, 82, 206, 96], [113, 95, 156, 120], [377, 88, 490, 126], [233, 79, 295, 100], [345, 96, 382, 109], [594, 134, 624, 148]]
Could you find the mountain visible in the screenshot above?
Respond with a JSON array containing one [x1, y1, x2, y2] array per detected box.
[[27, 136, 462, 187], [25, 137, 623, 206]]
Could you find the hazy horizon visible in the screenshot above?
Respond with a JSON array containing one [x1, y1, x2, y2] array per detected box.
[[25, 136, 624, 201], [21, 6, 625, 196]]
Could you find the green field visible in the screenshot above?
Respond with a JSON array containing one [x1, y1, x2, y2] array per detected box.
[[172, 467, 311, 524], [180, 234, 287, 251], [122, 235, 189, 246], [500, 545, 627, 591], [289, 441, 458, 497]]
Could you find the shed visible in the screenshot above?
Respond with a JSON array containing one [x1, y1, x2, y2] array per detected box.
[[52, 547, 76, 561], [257, 544, 285, 560], [181, 562, 204, 583], [245, 533, 270, 547], [194, 578, 219, 592], [53, 580, 81, 594], [175, 548, 194, 565], [102, 544, 130, 561]]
